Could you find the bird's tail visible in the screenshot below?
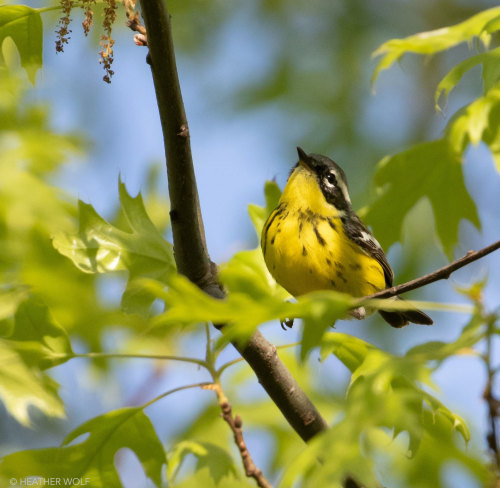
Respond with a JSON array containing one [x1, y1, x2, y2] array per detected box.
[[378, 296, 433, 328]]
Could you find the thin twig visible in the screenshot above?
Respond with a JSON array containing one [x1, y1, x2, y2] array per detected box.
[[208, 384, 273, 488], [365, 239, 500, 300], [483, 315, 500, 477]]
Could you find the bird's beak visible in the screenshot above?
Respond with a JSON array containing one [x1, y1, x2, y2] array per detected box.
[[297, 146, 311, 170]]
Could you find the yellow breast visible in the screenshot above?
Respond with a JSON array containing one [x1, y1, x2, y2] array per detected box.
[[261, 167, 385, 297]]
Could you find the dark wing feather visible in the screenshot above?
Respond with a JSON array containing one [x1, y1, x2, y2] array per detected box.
[[342, 212, 433, 327], [342, 213, 394, 287]]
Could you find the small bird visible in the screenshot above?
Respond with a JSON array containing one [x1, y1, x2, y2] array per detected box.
[[261, 147, 433, 328]]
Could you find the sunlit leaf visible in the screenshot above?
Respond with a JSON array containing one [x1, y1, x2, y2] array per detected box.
[[435, 46, 500, 110], [0, 6, 43, 84], [280, 424, 379, 488], [0, 341, 64, 426], [372, 6, 500, 84], [447, 83, 500, 171], [320, 332, 377, 370], [0, 408, 166, 488], [364, 139, 480, 258], [52, 179, 175, 315], [405, 315, 484, 363], [248, 180, 281, 237], [320, 332, 470, 459]]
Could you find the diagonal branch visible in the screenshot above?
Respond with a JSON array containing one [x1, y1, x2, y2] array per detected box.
[[138, 0, 327, 445], [365, 239, 500, 300]]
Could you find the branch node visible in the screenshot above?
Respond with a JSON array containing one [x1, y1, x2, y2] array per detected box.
[[134, 33, 148, 46], [177, 124, 189, 138]]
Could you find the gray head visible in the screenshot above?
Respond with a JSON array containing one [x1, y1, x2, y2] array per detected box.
[[295, 146, 352, 211]]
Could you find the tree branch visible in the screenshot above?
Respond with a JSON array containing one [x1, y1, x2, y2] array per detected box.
[[365, 239, 500, 300], [138, 0, 327, 444]]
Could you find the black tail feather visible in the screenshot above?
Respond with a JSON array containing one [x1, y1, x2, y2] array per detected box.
[[378, 297, 433, 328]]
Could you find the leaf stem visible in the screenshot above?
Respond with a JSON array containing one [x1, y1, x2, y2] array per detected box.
[[66, 352, 210, 370], [141, 382, 213, 409]]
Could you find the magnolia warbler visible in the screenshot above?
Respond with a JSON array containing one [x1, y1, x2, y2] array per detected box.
[[261, 147, 433, 328]]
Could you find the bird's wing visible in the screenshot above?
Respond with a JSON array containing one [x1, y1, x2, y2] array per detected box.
[[342, 213, 394, 287]]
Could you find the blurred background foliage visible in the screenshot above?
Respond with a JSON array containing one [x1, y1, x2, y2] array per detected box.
[[0, 0, 499, 487]]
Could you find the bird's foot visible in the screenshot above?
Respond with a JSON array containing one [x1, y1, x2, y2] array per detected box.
[[280, 318, 294, 330]]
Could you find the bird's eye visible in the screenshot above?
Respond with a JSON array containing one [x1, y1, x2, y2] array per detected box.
[[325, 172, 337, 186]]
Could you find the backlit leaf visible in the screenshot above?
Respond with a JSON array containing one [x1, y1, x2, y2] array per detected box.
[[167, 441, 238, 485], [0, 285, 30, 320], [0, 341, 64, 426], [435, 47, 500, 110], [248, 180, 281, 237], [0, 6, 43, 84], [0, 408, 166, 488], [447, 83, 500, 171], [372, 6, 500, 84], [0, 296, 73, 370], [52, 179, 175, 314], [364, 139, 480, 258]]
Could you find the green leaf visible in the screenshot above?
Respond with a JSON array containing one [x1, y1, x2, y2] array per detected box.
[[0, 296, 73, 369], [405, 315, 484, 363], [320, 332, 470, 458], [0, 341, 64, 426], [167, 441, 238, 485], [279, 424, 379, 488], [372, 6, 500, 84], [248, 180, 281, 237], [0, 6, 43, 84], [319, 332, 377, 371], [447, 83, 500, 171], [219, 248, 288, 301], [52, 179, 175, 315], [364, 139, 480, 258], [0, 407, 166, 488], [0, 285, 30, 320], [299, 291, 353, 360], [435, 46, 500, 110], [140, 269, 352, 349], [171, 468, 253, 488]]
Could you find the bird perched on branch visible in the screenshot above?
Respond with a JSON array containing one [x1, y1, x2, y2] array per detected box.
[[261, 147, 433, 328]]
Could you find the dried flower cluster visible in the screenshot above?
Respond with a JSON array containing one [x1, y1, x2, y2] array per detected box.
[[82, 0, 97, 36], [56, 0, 120, 83], [55, 0, 74, 52], [99, 0, 118, 83]]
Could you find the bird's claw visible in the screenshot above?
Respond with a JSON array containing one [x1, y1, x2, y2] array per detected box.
[[280, 318, 295, 330]]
